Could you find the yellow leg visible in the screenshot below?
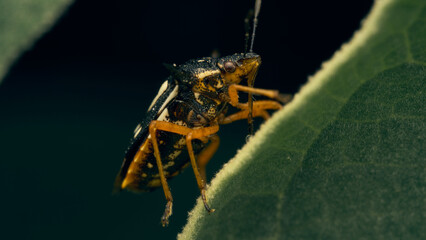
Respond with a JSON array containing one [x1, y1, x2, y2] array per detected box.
[[227, 84, 292, 107], [149, 121, 174, 227], [149, 121, 219, 225], [196, 134, 220, 183], [186, 127, 219, 213], [221, 109, 269, 124], [220, 100, 282, 124], [226, 84, 291, 134]]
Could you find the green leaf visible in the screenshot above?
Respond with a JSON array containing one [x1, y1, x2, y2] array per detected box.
[[0, 0, 73, 83], [179, 0, 426, 239]]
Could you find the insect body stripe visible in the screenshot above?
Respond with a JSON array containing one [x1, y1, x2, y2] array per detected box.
[[157, 108, 170, 121], [157, 85, 179, 115], [148, 80, 169, 111], [133, 124, 142, 138], [195, 69, 220, 80]]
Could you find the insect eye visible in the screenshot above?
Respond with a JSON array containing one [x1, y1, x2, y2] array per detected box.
[[224, 61, 236, 73]]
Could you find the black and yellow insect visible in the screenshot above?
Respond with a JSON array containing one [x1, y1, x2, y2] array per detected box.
[[113, 0, 290, 226]]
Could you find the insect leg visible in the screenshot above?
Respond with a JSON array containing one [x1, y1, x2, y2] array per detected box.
[[220, 100, 282, 124], [220, 110, 268, 124], [228, 84, 292, 107], [196, 134, 220, 182], [186, 126, 220, 213], [234, 100, 282, 110], [148, 121, 219, 215], [149, 121, 175, 227]]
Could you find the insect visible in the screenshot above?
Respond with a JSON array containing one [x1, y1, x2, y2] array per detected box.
[[113, 0, 291, 226]]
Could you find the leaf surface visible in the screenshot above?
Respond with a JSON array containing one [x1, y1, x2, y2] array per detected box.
[[0, 0, 72, 83]]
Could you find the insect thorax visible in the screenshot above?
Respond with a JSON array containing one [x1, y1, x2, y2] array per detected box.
[[167, 84, 228, 128]]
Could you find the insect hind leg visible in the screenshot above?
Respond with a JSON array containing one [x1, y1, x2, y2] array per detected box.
[[149, 121, 175, 226], [196, 134, 220, 184], [186, 128, 219, 213], [149, 121, 219, 224]]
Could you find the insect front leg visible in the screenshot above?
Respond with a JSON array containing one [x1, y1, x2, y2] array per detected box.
[[227, 84, 292, 108], [220, 100, 282, 124], [225, 84, 292, 130]]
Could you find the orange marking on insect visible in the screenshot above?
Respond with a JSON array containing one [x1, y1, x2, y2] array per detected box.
[[121, 139, 151, 189]]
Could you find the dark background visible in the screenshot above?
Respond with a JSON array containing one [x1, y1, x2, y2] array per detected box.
[[0, 0, 372, 239]]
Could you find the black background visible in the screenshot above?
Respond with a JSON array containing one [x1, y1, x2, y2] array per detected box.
[[0, 0, 372, 239]]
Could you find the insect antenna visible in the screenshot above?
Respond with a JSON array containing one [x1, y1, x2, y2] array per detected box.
[[247, 0, 262, 136], [249, 0, 261, 53], [244, 9, 254, 54]]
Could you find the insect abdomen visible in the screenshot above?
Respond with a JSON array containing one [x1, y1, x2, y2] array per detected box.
[[121, 132, 206, 192]]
